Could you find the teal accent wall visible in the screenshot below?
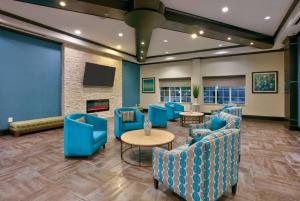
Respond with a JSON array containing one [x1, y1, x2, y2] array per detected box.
[[122, 61, 140, 107], [0, 28, 62, 130]]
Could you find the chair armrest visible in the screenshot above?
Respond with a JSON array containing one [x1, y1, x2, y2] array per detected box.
[[204, 114, 217, 122], [136, 110, 144, 123], [211, 108, 223, 115], [175, 103, 184, 112], [86, 115, 107, 131]]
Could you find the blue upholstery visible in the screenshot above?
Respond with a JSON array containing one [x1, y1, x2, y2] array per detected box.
[[148, 104, 168, 127], [152, 128, 241, 201], [165, 102, 184, 120], [114, 107, 144, 138], [211, 106, 242, 118], [64, 113, 107, 157]]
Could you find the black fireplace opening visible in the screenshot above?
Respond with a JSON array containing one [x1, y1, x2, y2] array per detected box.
[[86, 99, 109, 113]]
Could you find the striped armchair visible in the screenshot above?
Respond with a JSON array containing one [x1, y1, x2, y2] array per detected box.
[[211, 106, 242, 118], [152, 128, 241, 201], [189, 112, 241, 138]]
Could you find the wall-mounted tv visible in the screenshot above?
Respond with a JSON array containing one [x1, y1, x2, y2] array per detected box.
[[83, 63, 116, 86]]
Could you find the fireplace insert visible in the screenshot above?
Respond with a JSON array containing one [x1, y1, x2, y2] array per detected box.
[[86, 99, 109, 113]]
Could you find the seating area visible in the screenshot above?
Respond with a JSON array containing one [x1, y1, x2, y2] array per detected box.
[[0, 1, 300, 201]]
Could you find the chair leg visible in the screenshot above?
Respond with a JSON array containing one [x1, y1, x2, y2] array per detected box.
[[103, 144, 105, 149], [232, 183, 237, 195], [153, 178, 159, 189]]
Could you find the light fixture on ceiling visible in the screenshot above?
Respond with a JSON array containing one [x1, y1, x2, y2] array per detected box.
[[227, 37, 231, 41], [215, 51, 229, 55], [199, 30, 204, 35], [141, 50, 144, 53], [118, 33, 123, 37], [218, 44, 223, 47], [140, 56, 143, 59], [163, 39, 168, 43], [116, 45, 122, 49], [59, 1, 66, 7], [74, 30, 81, 35], [191, 33, 198, 39], [264, 16, 271, 20], [222, 6, 229, 13], [165, 57, 175, 60], [141, 41, 145, 45], [165, 51, 169, 54], [250, 42, 254, 46]]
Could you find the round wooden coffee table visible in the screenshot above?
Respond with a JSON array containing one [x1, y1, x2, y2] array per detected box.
[[121, 129, 175, 166], [179, 111, 204, 127]]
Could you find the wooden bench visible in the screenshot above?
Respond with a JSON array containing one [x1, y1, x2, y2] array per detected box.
[[9, 116, 64, 137]]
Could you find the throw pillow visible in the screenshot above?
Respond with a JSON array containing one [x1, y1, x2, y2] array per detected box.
[[76, 117, 86, 123], [121, 111, 135, 122], [189, 134, 208, 146], [209, 116, 226, 131]]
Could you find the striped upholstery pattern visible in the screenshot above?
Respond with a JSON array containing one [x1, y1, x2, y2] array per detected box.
[[152, 128, 241, 201], [189, 112, 241, 138], [211, 107, 242, 118], [121, 111, 135, 122]]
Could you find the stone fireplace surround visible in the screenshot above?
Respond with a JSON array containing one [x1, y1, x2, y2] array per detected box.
[[62, 45, 122, 118]]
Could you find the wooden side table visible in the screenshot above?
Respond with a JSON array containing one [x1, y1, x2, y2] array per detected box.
[[179, 112, 204, 127]]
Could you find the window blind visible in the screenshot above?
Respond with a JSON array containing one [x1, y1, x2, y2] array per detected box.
[[202, 75, 245, 87], [159, 77, 191, 87]]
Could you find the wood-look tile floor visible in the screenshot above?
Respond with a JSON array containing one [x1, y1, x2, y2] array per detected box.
[[0, 118, 300, 201]]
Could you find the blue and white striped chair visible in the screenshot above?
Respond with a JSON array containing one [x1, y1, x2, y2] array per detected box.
[[211, 106, 242, 118], [152, 128, 241, 201]]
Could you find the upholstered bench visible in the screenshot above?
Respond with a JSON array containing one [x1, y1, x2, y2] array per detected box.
[[9, 116, 64, 137]]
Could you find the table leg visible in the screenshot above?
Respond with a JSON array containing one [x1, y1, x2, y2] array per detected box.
[[121, 140, 123, 160]]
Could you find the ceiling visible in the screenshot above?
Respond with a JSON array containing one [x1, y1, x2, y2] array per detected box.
[[0, 0, 299, 63]]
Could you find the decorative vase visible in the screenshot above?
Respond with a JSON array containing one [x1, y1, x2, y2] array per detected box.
[[144, 120, 152, 136]]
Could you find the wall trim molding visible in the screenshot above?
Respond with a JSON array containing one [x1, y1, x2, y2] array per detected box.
[[142, 49, 284, 66]]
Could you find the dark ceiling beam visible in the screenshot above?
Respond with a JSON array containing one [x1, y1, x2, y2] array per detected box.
[[163, 8, 274, 49], [15, 0, 129, 20]]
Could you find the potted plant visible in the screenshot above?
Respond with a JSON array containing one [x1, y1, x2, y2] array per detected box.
[[192, 84, 199, 104]]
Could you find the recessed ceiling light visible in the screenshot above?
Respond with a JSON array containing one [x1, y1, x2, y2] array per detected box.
[[59, 1, 66, 7], [163, 39, 168, 43], [250, 42, 254, 46], [165, 51, 169, 54], [116, 45, 122, 49], [140, 56, 143, 59], [141, 41, 145, 45], [166, 57, 175, 60], [141, 50, 144, 53], [215, 51, 229, 55], [218, 44, 223, 47], [222, 6, 229, 13], [74, 30, 81, 35], [264, 16, 271, 20], [118, 33, 123, 37], [191, 33, 197, 39], [227, 37, 231, 41], [199, 30, 204, 35]]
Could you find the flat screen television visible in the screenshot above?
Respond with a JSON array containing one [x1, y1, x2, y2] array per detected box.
[[83, 63, 116, 86]]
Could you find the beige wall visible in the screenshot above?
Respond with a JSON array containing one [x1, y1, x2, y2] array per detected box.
[[140, 51, 285, 117], [63, 45, 122, 117]]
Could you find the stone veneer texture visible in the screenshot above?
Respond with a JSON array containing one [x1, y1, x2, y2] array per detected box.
[[63, 45, 122, 117]]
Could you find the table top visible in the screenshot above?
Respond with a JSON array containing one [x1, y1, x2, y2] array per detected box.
[[180, 111, 204, 117], [121, 129, 175, 147]]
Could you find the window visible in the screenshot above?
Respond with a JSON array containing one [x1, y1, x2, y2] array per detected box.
[[159, 78, 191, 103], [203, 76, 246, 105]]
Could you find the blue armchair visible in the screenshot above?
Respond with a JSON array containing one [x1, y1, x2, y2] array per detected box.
[[148, 104, 167, 127], [153, 128, 241, 201], [114, 107, 144, 138], [165, 102, 184, 121], [211, 106, 242, 118], [64, 113, 107, 157]]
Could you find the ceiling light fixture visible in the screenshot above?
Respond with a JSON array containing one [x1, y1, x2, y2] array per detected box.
[[116, 45, 122, 49], [141, 41, 145, 45], [215, 51, 229, 55], [59, 1, 66, 7], [191, 33, 197, 39], [163, 39, 168, 43], [140, 56, 143, 59], [222, 6, 229, 13], [118, 33, 123, 37], [264, 16, 271, 20], [227, 37, 231, 41], [166, 57, 175, 60], [218, 44, 223, 47], [199, 30, 204, 35], [74, 30, 81, 35], [165, 51, 169, 54], [250, 42, 254, 46], [141, 50, 144, 53]]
